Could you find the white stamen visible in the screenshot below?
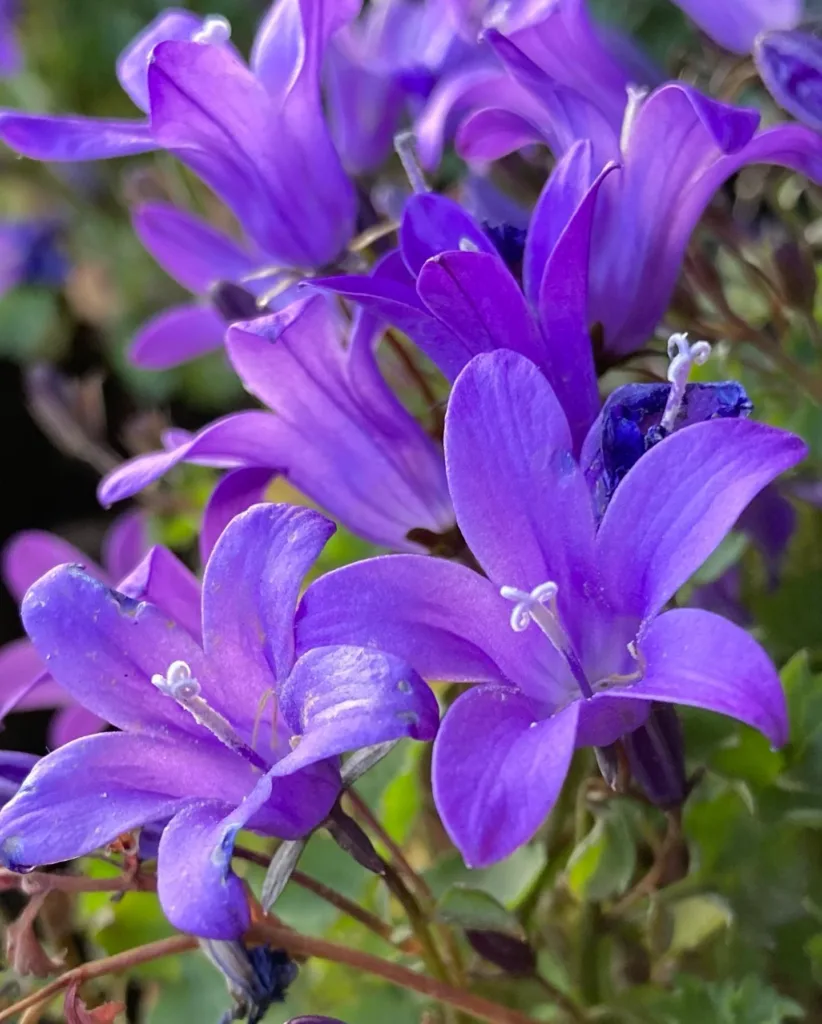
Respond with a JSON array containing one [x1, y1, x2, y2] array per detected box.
[[151, 660, 200, 700], [660, 332, 712, 433], [459, 237, 480, 252], [151, 660, 268, 770], [394, 132, 430, 195], [500, 582, 594, 698], [192, 14, 232, 46], [620, 84, 649, 155]]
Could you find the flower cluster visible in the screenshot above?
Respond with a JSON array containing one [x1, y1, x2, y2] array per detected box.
[[0, 0, 820, 1020]]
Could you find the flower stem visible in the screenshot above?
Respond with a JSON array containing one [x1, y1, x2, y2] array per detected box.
[[248, 919, 540, 1024], [0, 935, 197, 1023]]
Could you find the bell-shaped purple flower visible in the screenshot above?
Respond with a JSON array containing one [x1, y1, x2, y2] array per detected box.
[[319, 140, 615, 449], [415, 0, 653, 170], [0, 2, 358, 271], [674, 0, 801, 54], [296, 351, 804, 866], [454, 39, 822, 355], [99, 295, 454, 552], [0, 504, 438, 937]]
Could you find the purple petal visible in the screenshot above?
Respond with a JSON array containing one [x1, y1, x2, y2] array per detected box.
[[274, 645, 439, 774], [0, 731, 263, 871], [400, 194, 496, 276], [0, 752, 38, 805], [455, 105, 547, 164], [148, 40, 356, 268], [48, 705, 106, 747], [416, 251, 546, 380], [675, 0, 801, 54], [98, 411, 288, 507], [532, 146, 617, 449], [296, 554, 566, 703], [132, 202, 258, 295], [226, 296, 453, 547], [433, 686, 579, 866], [596, 418, 807, 622], [118, 546, 202, 643], [250, 0, 362, 98], [199, 467, 276, 565], [445, 351, 596, 596], [574, 694, 649, 748], [0, 640, 48, 720], [101, 510, 149, 582], [605, 608, 788, 747], [128, 303, 227, 369], [116, 10, 207, 112], [21, 565, 213, 737], [202, 503, 335, 734], [3, 530, 102, 603], [0, 113, 156, 161]]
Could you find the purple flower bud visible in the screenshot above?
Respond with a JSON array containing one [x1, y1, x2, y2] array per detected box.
[[755, 28, 822, 133], [201, 940, 297, 1024], [623, 704, 688, 809]]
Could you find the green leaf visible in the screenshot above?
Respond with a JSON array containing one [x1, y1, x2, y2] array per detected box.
[[668, 894, 733, 954], [435, 885, 524, 938], [566, 807, 636, 902]]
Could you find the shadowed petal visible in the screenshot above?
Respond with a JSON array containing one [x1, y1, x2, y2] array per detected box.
[[202, 504, 335, 729], [3, 530, 100, 603], [101, 511, 149, 582], [433, 687, 579, 867], [755, 30, 822, 132], [0, 113, 156, 160], [0, 752, 38, 805], [274, 645, 438, 774], [596, 418, 807, 622], [128, 304, 227, 370], [48, 706, 106, 748], [199, 468, 276, 564], [132, 202, 258, 294], [604, 608, 788, 747], [400, 194, 496, 276], [445, 352, 596, 599], [118, 546, 202, 642], [456, 106, 548, 162], [0, 731, 262, 871], [98, 411, 289, 507], [0, 640, 48, 720]]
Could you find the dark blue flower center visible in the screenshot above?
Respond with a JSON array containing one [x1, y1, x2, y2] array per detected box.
[[483, 221, 527, 279]]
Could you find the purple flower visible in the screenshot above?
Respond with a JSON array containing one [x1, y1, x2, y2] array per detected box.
[[201, 940, 297, 1024], [325, 0, 475, 174], [319, 140, 614, 449], [453, 44, 822, 355], [674, 0, 801, 54], [99, 296, 454, 552], [0, 0, 20, 77], [415, 0, 653, 170], [755, 29, 822, 135], [295, 351, 804, 866], [0, 512, 148, 747], [0, 3, 358, 274], [0, 503, 437, 937]]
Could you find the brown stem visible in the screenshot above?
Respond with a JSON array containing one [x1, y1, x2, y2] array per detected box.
[[248, 920, 539, 1024], [345, 789, 435, 908], [233, 847, 415, 954], [0, 935, 197, 1023]]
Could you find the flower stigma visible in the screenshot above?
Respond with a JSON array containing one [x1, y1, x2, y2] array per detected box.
[[500, 583, 593, 697], [151, 661, 269, 771], [192, 14, 232, 46], [660, 333, 712, 434]]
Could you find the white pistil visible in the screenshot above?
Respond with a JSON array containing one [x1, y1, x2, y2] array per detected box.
[[394, 132, 430, 195], [192, 14, 232, 46], [620, 84, 649, 155], [660, 332, 712, 434], [500, 582, 593, 698], [151, 660, 268, 770]]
